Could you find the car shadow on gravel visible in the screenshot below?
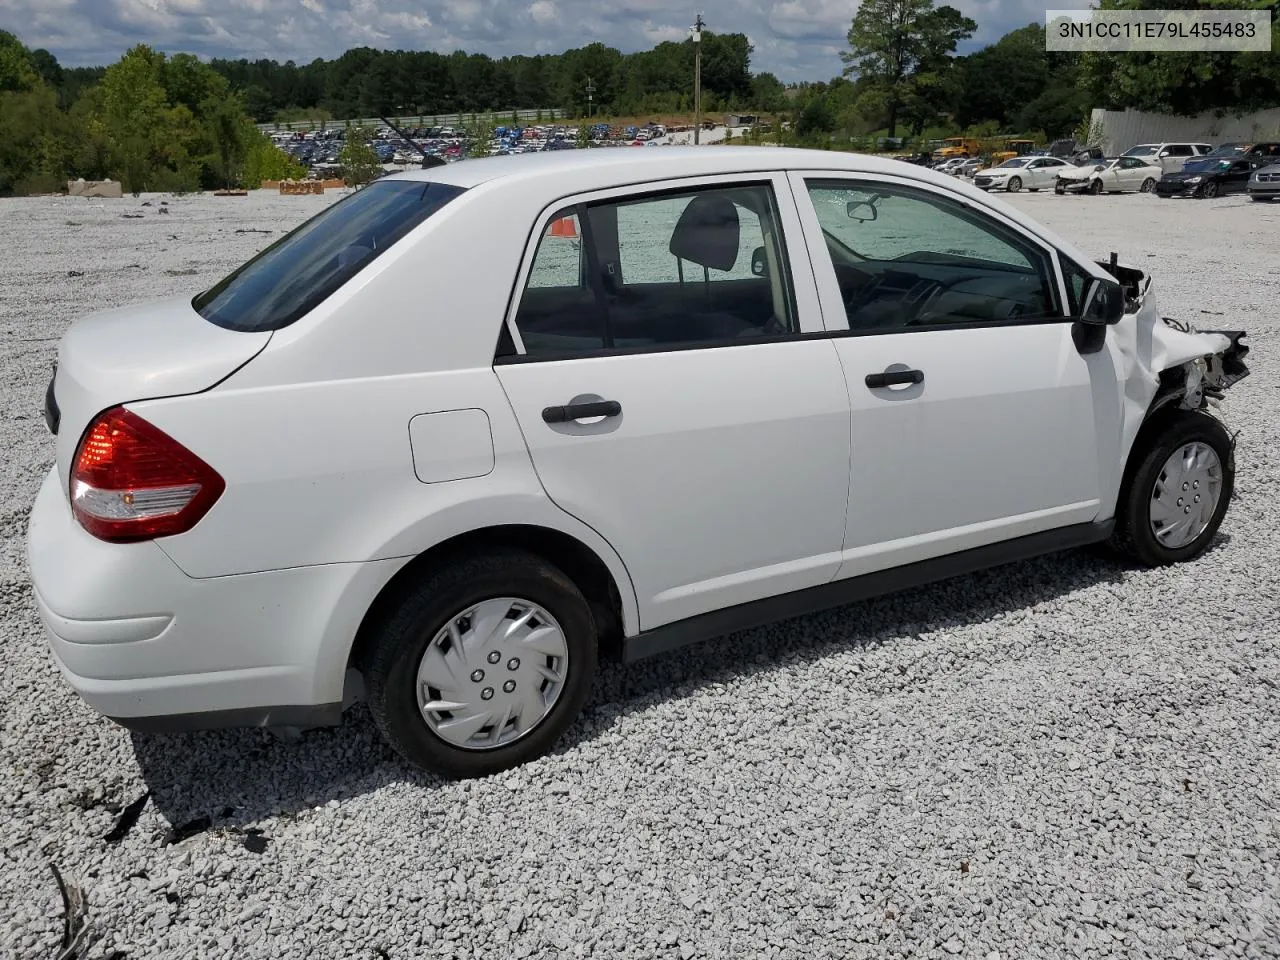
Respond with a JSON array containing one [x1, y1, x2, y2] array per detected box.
[[130, 542, 1163, 829]]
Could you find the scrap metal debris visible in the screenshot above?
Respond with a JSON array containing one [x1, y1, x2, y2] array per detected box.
[[234, 228, 272, 234], [103, 792, 150, 845], [164, 269, 198, 276], [50, 863, 89, 960]]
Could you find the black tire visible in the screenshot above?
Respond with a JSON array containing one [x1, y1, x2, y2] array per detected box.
[[1203, 181, 1220, 198], [1007, 176, 1022, 193], [1109, 410, 1235, 567], [363, 548, 598, 778], [1054, 181, 1066, 195], [1089, 178, 1103, 195], [1140, 178, 1156, 193]]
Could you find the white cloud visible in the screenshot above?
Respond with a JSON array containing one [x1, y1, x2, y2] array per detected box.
[[3, 0, 1087, 81]]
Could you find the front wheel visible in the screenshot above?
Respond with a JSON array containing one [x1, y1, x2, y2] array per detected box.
[[362, 548, 599, 778], [1089, 178, 1104, 195], [1054, 181, 1066, 195], [1109, 410, 1234, 567], [1007, 177, 1022, 193], [1203, 181, 1220, 198], [1140, 178, 1156, 193]]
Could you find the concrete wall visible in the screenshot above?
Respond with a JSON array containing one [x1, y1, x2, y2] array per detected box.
[[1091, 107, 1280, 154]]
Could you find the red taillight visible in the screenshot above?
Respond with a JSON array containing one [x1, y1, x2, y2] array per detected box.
[[70, 407, 225, 543]]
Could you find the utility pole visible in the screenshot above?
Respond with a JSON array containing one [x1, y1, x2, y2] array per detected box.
[[585, 76, 595, 119], [692, 12, 704, 145]]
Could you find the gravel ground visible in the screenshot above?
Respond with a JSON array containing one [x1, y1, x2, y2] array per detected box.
[[2, 185, 1279, 960]]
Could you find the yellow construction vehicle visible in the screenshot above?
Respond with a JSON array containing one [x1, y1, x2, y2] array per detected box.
[[988, 138, 1038, 165], [933, 137, 983, 160]]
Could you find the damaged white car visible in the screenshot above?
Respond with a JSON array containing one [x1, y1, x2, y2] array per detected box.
[[27, 149, 1249, 778]]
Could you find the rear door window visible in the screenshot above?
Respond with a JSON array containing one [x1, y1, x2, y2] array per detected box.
[[195, 179, 465, 332], [510, 183, 797, 358]]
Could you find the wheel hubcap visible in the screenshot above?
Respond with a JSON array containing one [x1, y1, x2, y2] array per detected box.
[[1149, 442, 1223, 549], [416, 597, 569, 750]]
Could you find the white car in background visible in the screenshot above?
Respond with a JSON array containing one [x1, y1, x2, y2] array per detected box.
[[1055, 156, 1163, 195], [1122, 142, 1213, 174], [28, 148, 1250, 779], [973, 155, 1072, 192]]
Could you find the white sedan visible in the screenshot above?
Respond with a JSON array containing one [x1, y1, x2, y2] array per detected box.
[[28, 148, 1250, 778], [972, 155, 1073, 192], [1055, 156, 1163, 195]]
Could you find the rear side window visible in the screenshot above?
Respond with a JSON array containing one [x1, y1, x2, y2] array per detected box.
[[510, 183, 797, 358], [195, 179, 465, 332]]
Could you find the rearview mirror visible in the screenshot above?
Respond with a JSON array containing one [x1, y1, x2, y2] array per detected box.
[[751, 246, 768, 278], [1080, 276, 1125, 326], [847, 200, 878, 222]]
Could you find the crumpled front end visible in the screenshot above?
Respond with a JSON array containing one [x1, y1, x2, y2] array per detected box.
[[1100, 258, 1250, 488]]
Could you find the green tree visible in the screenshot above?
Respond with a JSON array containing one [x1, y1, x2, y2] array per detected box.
[[1080, 0, 1280, 116], [339, 124, 381, 186], [99, 45, 174, 193], [242, 129, 306, 186], [0, 29, 39, 92], [467, 115, 495, 158], [203, 91, 250, 188], [841, 0, 976, 137]]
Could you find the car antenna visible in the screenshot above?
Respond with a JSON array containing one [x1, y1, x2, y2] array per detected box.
[[379, 115, 447, 169]]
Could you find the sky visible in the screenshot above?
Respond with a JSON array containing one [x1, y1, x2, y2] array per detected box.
[[1, 0, 1093, 82]]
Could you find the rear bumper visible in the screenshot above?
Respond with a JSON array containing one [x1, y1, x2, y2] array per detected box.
[[26, 467, 400, 728]]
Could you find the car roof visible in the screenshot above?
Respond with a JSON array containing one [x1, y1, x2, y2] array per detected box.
[[382, 146, 978, 192]]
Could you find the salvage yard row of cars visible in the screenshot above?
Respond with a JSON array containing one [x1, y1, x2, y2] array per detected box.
[[928, 139, 1280, 201]]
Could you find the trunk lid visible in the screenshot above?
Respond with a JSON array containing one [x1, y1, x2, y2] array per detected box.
[[50, 295, 270, 487]]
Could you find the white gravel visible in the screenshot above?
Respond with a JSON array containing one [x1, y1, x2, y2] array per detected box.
[[2, 186, 1279, 960]]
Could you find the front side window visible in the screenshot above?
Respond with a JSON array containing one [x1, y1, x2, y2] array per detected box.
[[195, 179, 466, 332], [511, 183, 796, 358], [805, 179, 1059, 333]]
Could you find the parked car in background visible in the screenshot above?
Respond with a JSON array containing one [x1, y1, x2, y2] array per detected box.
[[29, 148, 1250, 778], [1055, 156, 1162, 195], [974, 155, 1072, 192], [953, 157, 984, 178], [1123, 142, 1213, 174], [1156, 156, 1271, 198], [1247, 159, 1280, 201], [1205, 141, 1280, 160]]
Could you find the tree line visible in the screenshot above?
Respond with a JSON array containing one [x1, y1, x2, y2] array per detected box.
[[2, 0, 1277, 196]]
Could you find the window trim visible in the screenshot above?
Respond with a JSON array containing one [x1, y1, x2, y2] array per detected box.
[[787, 170, 1071, 336], [498, 173, 816, 364]]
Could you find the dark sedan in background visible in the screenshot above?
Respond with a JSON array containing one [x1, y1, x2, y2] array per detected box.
[[1156, 157, 1273, 198]]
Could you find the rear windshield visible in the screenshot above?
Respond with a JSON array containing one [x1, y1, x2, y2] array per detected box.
[[194, 179, 466, 332]]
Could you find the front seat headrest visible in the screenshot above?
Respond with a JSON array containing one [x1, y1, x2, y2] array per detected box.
[[669, 195, 740, 272]]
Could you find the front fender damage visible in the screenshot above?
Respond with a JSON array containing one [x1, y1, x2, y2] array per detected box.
[[1098, 259, 1250, 485]]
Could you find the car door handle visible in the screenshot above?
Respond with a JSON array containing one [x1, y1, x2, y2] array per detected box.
[[542, 400, 622, 424], [865, 369, 924, 389]]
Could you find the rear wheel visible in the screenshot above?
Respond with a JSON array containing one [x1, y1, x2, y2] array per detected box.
[[363, 549, 598, 778], [1109, 411, 1234, 567], [1006, 176, 1022, 192], [1089, 178, 1104, 195], [1203, 181, 1220, 198], [1140, 178, 1156, 193]]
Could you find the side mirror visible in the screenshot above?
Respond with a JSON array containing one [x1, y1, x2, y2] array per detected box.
[[1158, 150, 1171, 158], [751, 246, 768, 278], [847, 200, 878, 222], [1080, 276, 1125, 326]]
